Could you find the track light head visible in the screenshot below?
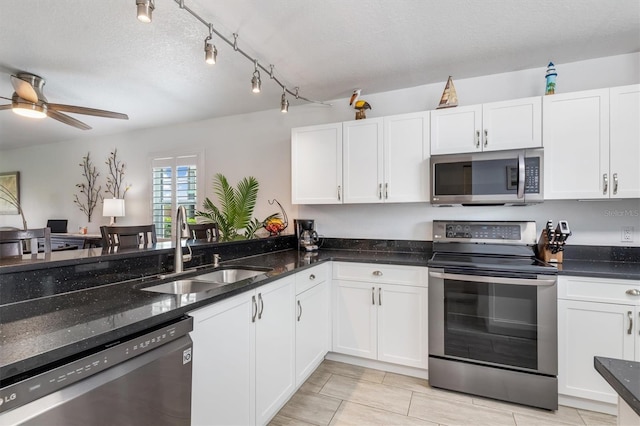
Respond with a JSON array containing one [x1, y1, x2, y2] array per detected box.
[[251, 60, 261, 93], [136, 0, 154, 23], [280, 90, 289, 113], [204, 38, 217, 65]]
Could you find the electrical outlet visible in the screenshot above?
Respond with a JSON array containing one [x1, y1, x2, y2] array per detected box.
[[621, 226, 634, 242]]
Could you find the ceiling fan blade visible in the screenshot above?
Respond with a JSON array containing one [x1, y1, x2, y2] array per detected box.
[[47, 110, 92, 130], [0, 104, 13, 110], [48, 103, 128, 120], [11, 75, 38, 103]]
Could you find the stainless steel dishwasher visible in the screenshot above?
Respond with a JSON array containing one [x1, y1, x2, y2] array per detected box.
[[0, 316, 193, 426]]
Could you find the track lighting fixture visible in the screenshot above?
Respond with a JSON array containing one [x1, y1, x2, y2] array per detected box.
[[204, 24, 217, 65], [280, 88, 289, 113], [135, 0, 331, 109], [136, 0, 154, 23], [251, 60, 261, 93]]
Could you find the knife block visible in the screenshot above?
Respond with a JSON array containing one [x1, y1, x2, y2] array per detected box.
[[537, 230, 564, 263]]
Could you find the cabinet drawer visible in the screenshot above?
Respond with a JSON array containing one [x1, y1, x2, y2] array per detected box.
[[558, 276, 640, 305], [295, 263, 329, 294], [333, 262, 427, 287]]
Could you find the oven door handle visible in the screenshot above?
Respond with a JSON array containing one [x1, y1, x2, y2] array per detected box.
[[428, 271, 556, 286]]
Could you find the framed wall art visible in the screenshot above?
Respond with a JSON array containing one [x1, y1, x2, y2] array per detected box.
[[0, 171, 20, 215]]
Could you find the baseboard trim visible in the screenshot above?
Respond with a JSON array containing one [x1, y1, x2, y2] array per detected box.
[[558, 394, 617, 416], [325, 352, 428, 379]]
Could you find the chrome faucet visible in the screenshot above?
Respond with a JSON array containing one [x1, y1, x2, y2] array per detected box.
[[174, 205, 192, 273]]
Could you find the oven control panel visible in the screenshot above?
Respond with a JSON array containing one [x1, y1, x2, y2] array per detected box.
[[445, 224, 521, 240], [433, 221, 537, 244]]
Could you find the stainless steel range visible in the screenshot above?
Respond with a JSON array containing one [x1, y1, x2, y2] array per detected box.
[[428, 220, 558, 410]]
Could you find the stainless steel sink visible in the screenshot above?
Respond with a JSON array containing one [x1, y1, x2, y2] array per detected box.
[[194, 268, 268, 283], [142, 279, 226, 294], [141, 267, 271, 294]]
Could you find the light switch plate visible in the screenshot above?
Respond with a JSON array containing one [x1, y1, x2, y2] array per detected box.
[[621, 226, 634, 242]]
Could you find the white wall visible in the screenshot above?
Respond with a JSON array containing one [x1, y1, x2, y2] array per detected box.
[[1, 53, 639, 245]]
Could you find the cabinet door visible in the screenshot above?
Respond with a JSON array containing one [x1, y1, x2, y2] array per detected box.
[[384, 112, 430, 202], [610, 84, 640, 199], [291, 123, 343, 204], [557, 299, 635, 404], [430, 105, 482, 155], [343, 118, 384, 203], [333, 280, 377, 360], [190, 292, 256, 426], [295, 280, 330, 386], [543, 89, 610, 199], [482, 97, 541, 151], [377, 284, 428, 368], [255, 276, 296, 425]]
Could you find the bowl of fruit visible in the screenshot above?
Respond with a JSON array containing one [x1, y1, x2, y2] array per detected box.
[[262, 199, 288, 236]]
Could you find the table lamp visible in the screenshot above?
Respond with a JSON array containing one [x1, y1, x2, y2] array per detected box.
[[103, 198, 125, 226]]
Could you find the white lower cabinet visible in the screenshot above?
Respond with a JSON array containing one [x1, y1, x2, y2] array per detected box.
[[332, 262, 428, 369], [189, 276, 295, 426], [295, 267, 330, 386], [558, 276, 640, 407]]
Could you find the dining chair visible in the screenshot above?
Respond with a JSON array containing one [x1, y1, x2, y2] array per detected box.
[[188, 222, 220, 242], [0, 228, 52, 257], [100, 225, 157, 248]]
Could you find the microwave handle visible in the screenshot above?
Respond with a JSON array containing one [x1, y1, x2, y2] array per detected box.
[[428, 271, 556, 286], [517, 153, 525, 199]]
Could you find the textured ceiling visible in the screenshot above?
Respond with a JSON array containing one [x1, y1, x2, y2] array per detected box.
[[0, 0, 638, 150]]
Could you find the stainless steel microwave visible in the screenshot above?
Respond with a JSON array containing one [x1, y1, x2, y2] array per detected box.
[[430, 148, 543, 205]]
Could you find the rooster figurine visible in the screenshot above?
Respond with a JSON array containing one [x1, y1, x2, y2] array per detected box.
[[349, 89, 371, 120]]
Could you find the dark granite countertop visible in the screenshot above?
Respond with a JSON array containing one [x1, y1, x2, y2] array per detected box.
[[594, 356, 640, 416], [557, 260, 640, 281], [0, 248, 429, 384]]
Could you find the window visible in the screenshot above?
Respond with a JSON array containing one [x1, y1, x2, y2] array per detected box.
[[151, 153, 202, 240]]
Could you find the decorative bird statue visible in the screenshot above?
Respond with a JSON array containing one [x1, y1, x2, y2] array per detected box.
[[349, 89, 371, 120]]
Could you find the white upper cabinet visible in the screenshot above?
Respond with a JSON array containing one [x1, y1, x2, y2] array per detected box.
[[544, 85, 639, 200], [343, 118, 384, 203], [482, 97, 542, 151], [383, 112, 430, 203], [292, 111, 429, 205], [430, 105, 482, 155], [291, 123, 343, 204], [610, 84, 640, 199], [430, 97, 541, 155], [343, 113, 429, 204]]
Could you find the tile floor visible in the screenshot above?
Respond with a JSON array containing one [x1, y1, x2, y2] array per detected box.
[[270, 360, 617, 426]]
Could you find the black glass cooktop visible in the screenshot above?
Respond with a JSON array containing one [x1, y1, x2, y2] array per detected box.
[[429, 252, 557, 274]]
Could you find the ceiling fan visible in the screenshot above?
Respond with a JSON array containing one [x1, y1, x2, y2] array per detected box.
[[0, 72, 129, 130]]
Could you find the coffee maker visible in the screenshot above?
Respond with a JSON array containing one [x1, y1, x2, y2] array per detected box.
[[294, 219, 319, 251]]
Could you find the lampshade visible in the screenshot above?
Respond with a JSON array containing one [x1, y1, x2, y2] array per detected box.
[[103, 198, 126, 225]]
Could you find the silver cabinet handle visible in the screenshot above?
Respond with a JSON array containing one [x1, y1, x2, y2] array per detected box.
[[251, 295, 257, 323], [337, 185, 341, 201], [373, 270, 383, 276], [309, 274, 316, 281], [297, 300, 302, 321], [378, 183, 382, 199], [613, 173, 618, 195], [371, 287, 375, 305], [626, 289, 640, 296], [603, 174, 608, 194], [378, 287, 382, 305], [385, 183, 388, 199], [484, 129, 488, 147], [475, 130, 480, 148], [628, 311, 633, 335], [258, 293, 264, 320]]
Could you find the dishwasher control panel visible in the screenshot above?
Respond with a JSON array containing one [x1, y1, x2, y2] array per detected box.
[[0, 316, 193, 414]]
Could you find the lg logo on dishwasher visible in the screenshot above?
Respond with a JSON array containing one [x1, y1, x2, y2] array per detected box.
[[0, 392, 17, 406]]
